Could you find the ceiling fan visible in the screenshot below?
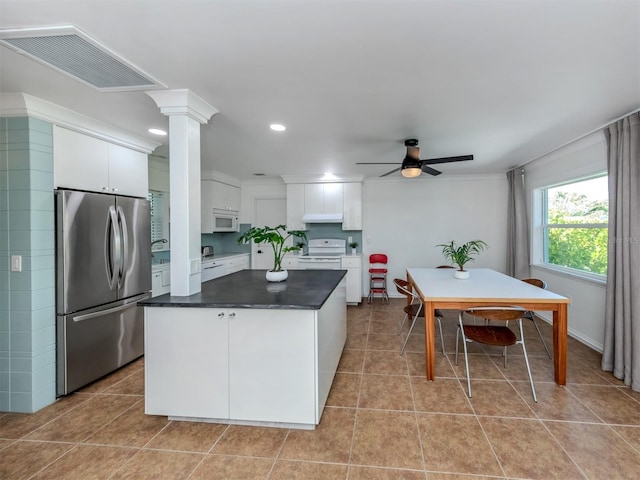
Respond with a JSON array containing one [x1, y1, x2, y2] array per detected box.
[[357, 139, 473, 177]]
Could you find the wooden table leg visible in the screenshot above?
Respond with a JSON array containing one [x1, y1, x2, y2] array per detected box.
[[424, 301, 435, 381], [553, 302, 568, 385]]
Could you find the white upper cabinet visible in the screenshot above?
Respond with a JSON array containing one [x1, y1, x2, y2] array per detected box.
[[304, 183, 344, 215], [342, 182, 363, 230], [286, 184, 306, 231], [54, 126, 148, 197], [201, 179, 241, 232], [205, 180, 240, 212], [286, 181, 363, 231]]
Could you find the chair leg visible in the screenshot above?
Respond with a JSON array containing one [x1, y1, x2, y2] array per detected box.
[[398, 312, 409, 335], [436, 316, 445, 356], [517, 319, 538, 403], [530, 315, 552, 358], [400, 315, 418, 355], [456, 312, 473, 398]]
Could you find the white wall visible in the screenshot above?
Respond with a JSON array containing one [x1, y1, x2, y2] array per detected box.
[[241, 166, 607, 352], [239, 179, 286, 225], [363, 174, 508, 291], [525, 131, 607, 351]]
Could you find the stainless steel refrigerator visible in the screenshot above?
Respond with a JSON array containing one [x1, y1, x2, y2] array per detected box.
[[55, 189, 151, 396]]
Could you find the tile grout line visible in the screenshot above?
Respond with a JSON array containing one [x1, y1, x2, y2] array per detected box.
[[406, 351, 429, 480], [345, 304, 371, 480]]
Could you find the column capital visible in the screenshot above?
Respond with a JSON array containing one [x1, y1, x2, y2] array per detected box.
[[146, 89, 218, 124]]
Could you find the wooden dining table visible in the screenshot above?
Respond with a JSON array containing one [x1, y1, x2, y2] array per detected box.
[[407, 268, 571, 384]]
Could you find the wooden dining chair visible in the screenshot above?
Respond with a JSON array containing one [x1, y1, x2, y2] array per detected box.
[[520, 278, 552, 358], [456, 306, 537, 402], [393, 278, 445, 356]]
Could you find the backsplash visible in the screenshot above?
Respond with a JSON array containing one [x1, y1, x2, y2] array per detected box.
[[201, 223, 251, 257], [151, 250, 171, 265], [201, 224, 362, 256]]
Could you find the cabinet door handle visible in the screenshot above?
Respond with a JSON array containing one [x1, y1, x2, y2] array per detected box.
[[229, 312, 236, 318], [218, 312, 225, 317]]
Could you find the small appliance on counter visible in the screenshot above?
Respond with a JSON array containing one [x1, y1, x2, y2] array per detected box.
[[202, 245, 214, 258]]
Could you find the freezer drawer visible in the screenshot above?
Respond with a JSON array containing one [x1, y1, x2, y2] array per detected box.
[[56, 293, 149, 396]]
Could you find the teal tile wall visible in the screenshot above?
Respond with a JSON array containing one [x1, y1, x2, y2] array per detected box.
[[0, 116, 55, 413], [201, 224, 252, 255]]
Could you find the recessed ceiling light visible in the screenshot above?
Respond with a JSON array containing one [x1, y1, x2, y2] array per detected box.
[[269, 123, 286, 132], [148, 128, 167, 136]]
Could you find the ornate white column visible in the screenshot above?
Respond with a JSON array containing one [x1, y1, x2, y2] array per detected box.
[[146, 89, 218, 296]]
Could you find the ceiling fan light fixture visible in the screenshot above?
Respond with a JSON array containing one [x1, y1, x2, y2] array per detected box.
[[401, 166, 422, 178], [401, 154, 422, 178]]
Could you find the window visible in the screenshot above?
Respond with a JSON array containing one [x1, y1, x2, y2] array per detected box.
[[540, 175, 608, 276], [148, 190, 170, 250]]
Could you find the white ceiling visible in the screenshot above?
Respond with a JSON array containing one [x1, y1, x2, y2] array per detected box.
[[1, 0, 639, 180]]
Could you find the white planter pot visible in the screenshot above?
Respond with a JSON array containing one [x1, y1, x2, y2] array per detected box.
[[266, 269, 288, 282], [351, 248, 357, 255], [453, 270, 470, 280]]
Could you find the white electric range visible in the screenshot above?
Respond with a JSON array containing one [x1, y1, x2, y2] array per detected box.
[[298, 238, 346, 270]]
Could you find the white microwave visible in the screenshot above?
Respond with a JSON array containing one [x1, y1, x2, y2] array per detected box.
[[212, 210, 239, 232]]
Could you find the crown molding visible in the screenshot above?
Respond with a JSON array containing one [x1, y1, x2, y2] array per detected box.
[[146, 89, 218, 124], [0, 92, 160, 153]]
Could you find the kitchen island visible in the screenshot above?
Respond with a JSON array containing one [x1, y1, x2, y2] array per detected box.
[[140, 270, 347, 430]]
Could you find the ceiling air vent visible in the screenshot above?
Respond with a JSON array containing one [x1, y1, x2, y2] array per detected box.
[[0, 25, 165, 91]]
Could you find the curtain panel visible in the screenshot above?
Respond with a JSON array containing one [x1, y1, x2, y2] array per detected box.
[[506, 168, 530, 279], [602, 112, 640, 390]]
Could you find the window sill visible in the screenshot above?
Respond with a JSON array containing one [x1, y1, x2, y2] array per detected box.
[[531, 263, 607, 287]]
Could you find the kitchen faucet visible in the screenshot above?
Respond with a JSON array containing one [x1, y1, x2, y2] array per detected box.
[[151, 239, 168, 248]]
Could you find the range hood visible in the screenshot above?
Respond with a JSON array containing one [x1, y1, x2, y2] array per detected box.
[[301, 213, 344, 223]]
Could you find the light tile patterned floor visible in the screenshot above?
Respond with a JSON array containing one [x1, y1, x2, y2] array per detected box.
[[2, 299, 640, 479]]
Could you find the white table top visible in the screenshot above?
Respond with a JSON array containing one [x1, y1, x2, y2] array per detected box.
[[407, 268, 570, 304]]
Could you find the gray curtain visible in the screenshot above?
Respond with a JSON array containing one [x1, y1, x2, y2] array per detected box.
[[602, 112, 640, 390], [506, 168, 530, 279]]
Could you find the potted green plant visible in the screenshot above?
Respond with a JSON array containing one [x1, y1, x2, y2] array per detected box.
[[348, 241, 359, 255], [238, 224, 307, 281], [437, 240, 488, 279]]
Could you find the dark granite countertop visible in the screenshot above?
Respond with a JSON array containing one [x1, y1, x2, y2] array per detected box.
[[139, 269, 347, 310]]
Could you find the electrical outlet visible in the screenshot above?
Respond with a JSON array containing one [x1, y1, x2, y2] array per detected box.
[[11, 255, 22, 272]]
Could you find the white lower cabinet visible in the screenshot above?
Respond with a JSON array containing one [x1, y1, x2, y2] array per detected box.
[[151, 266, 171, 297], [224, 254, 249, 273], [145, 308, 229, 418], [281, 255, 299, 270], [144, 282, 347, 428], [229, 309, 316, 424], [341, 256, 362, 304]]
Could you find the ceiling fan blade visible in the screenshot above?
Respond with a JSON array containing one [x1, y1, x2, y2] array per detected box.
[[380, 167, 401, 177], [421, 165, 442, 176], [355, 162, 400, 165], [420, 154, 474, 165]]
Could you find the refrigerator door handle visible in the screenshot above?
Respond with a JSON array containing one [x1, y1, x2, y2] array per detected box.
[[72, 293, 150, 322], [116, 205, 129, 289], [106, 205, 121, 290]]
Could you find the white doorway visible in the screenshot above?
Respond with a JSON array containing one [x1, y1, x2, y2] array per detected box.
[[252, 198, 287, 269]]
